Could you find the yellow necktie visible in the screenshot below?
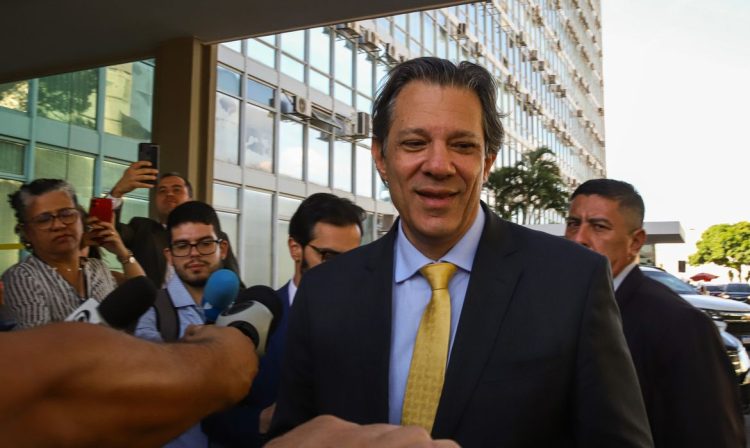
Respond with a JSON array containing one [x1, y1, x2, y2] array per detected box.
[[401, 262, 457, 432]]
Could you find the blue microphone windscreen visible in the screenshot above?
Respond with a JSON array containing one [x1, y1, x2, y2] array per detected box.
[[202, 269, 240, 322]]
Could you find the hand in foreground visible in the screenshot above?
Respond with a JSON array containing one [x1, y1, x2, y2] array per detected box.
[[111, 161, 158, 197], [266, 415, 460, 448], [85, 217, 128, 259]]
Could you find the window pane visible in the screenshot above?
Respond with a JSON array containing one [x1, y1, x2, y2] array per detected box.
[[309, 28, 331, 73], [278, 196, 301, 219], [356, 94, 371, 114], [334, 38, 353, 86], [278, 119, 303, 179], [308, 128, 329, 186], [247, 39, 275, 68], [104, 62, 153, 140], [213, 183, 239, 209], [333, 140, 352, 192], [101, 160, 148, 201], [280, 30, 305, 59], [246, 78, 274, 107], [34, 147, 94, 206], [0, 81, 29, 112], [215, 92, 240, 164], [217, 211, 239, 257], [276, 220, 294, 287], [0, 140, 25, 175], [38, 69, 98, 128], [243, 189, 272, 285], [280, 55, 304, 82], [356, 145, 373, 198], [362, 213, 375, 245], [244, 103, 274, 172], [309, 70, 330, 95], [334, 83, 352, 106], [221, 40, 242, 52], [0, 179, 23, 273], [356, 52, 373, 96], [217, 66, 241, 96]]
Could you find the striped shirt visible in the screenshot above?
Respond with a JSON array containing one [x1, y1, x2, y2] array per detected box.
[[2, 255, 117, 329]]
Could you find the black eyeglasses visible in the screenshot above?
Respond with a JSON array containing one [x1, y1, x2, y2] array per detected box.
[[308, 244, 341, 262], [170, 238, 223, 257], [27, 207, 80, 230]]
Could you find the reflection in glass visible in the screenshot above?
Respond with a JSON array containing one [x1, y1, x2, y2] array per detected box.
[[217, 66, 241, 96], [334, 39, 353, 86], [309, 70, 330, 95], [409, 13, 421, 39], [281, 55, 305, 82], [34, 147, 94, 206], [278, 196, 301, 219], [278, 119, 303, 179], [104, 62, 153, 140], [0, 140, 24, 175], [244, 103, 274, 172], [243, 189, 272, 285], [0, 179, 23, 272], [356, 145, 373, 198], [362, 213, 375, 244], [309, 28, 331, 73], [247, 38, 275, 68], [0, 81, 29, 112], [333, 140, 352, 192], [356, 52, 373, 96], [38, 69, 98, 128], [213, 183, 239, 209], [280, 30, 305, 59], [215, 93, 240, 165], [308, 129, 329, 186], [247, 78, 274, 107]]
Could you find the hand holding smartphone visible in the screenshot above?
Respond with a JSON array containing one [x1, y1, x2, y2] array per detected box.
[[89, 198, 114, 223], [137, 143, 159, 185]]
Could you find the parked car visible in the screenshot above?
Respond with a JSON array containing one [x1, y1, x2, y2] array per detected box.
[[704, 284, 724, 297], [640, 266, 750, 410], [718, 283, 750, 303]]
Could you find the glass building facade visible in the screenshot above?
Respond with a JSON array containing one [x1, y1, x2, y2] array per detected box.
[[0, 0, 605, 286]]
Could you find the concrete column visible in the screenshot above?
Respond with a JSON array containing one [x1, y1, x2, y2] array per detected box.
[[151, 37, 217, 214]]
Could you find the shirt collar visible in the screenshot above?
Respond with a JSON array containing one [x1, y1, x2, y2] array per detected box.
[[613, 262, 638, 291], [166, 273, 200, 308], [287, 279, 298, 306], [394, 206, 485, 283]]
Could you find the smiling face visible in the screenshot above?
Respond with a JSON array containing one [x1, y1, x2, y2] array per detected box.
[[372, 81, 495, 259], [565, 194, 646, 277], [23, 190, 83, 259]]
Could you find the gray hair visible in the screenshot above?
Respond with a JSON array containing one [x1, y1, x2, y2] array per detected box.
[[9, 178, 79, 229]]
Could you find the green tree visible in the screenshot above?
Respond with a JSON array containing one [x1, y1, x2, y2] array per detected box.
[[689, 222, 750, 280], [486, 146, 568, 224]]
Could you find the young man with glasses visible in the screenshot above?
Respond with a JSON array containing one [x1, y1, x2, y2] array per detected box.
[[134, 200, 230, 448], [203, 192, 364, 447]]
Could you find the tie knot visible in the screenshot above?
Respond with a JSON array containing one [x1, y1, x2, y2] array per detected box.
[[420, 262, 457, 291]]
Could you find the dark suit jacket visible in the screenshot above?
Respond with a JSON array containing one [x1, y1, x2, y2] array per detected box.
[[270, 206, 653, 447], [116, 216, 241, 287], [202, 283, 291, 447], [616, 267, 745, 448]]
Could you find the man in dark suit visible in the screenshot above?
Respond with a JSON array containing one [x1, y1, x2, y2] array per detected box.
[[109, 169, 240, 287], [203, 193, 364, 447], [565, 178, 745, 447], [269, 57, 653, 447]]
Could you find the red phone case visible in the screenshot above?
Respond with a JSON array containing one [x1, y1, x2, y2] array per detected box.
[[89, 198, 114, 223]]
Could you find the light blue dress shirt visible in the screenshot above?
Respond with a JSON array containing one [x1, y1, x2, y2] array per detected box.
[[388, 208, 486, 424], [134, 274, 208, 448]]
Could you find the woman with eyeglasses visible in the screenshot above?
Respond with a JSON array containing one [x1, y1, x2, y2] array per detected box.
[[2, 179, 145, 329]]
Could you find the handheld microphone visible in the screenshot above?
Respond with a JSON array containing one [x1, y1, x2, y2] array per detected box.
[[202, 269, 240, 323], [65, 276, 157, 330], [214, 285, 283, 356]]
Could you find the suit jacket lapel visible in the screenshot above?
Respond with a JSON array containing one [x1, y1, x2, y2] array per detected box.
[[360, 225, 397, 422], [433, 206, 523, 438]]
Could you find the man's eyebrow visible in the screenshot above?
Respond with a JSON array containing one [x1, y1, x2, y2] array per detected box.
[[394, 128, 481, 139], [586, 217, 612, 226]]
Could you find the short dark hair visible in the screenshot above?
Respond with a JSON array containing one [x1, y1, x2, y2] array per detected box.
[[9, 178, 79, 227], [166, 201, 222, 244], [571, 179, 645, 228], [289, 193, 366, 247], [159, 172, 193, 198], [372, 57, 504, 157]]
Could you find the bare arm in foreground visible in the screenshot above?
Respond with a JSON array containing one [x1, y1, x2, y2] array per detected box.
[[0, 322, 257, 448], [266, 415, 461, 448]]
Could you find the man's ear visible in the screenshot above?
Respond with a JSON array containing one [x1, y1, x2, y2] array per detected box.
[[288, 237, 302, 262], [630, 228, 646, 256], [163, 247, 173, 266], [219, 240, 229, 260], [371, 140, 388, 185]]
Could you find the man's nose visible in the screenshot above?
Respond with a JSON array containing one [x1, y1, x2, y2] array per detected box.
[[570, 228, 591, 248], [422, 143, 455, 177]]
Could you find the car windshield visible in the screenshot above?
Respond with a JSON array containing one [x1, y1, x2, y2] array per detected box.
[[642, 270, 698, 295], [726, 283, 750, 293], [705, 285, 721, 291]]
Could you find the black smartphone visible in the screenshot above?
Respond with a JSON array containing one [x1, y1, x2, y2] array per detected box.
[[137, 143, 159, 185]]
